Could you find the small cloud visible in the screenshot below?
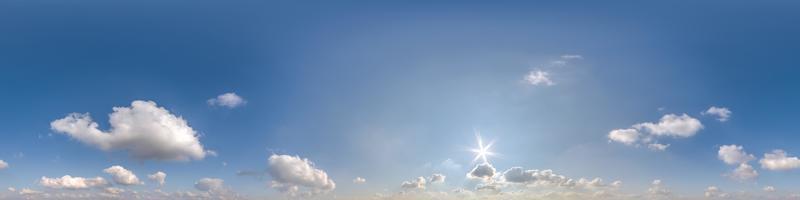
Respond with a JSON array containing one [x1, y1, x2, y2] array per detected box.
[[148, 171, 167, 186], [760, 150, 800, 171], [207, 92, 246, 108], [0, 160, 8, 170], [718, 145, 755, 165], [648, 143, 670, 151], [268, 154, 335, 196], [429, 174, 445, 184], [726, 163, 758, 181], [560, 54, 583, 60], [400, 177, 426, 190], [194, 178, 224, 191], [103, 165, 143, 185], [608, 129, 640, 146], [702, 106, 732, 122], [764, 186, 776, 192], [466, 163, 496, 181], [40, 175, 109, 189], [353, 177, 366, 184], [524, 70, 554, 86]]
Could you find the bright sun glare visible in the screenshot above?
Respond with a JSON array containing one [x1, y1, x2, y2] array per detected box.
[[471, 133, 495, 163]]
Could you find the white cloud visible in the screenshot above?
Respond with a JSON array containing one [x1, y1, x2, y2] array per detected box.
[[429, 174, 446, 184], [50, 100, 208, 161], [0, 160, 7, 170], [718, 145, 755, 165], [353, 177, 366, 184], [103, 165, 142, 185], [40, 175, 109, 189], [561, 54, 583, 60], [633, 114, 703, 137], [608, 129, 640, 145], [267, 154, 336, 195], [148, 171, 167, 186], [647, 143, 670, 151], [647, 179, 670, 196], [702, 106, 732, 122], [726, 163, 758, 181], [207, 92, 246, 108], [467, 163, 496, 181], [500, 167, 616, 190], [18, 188, 42, 195], [194, 178, 224, 191], [609, 113, 703, 151], [401, 177, 426, 190], [764, 186, 776, 192], [704, 186, 727, 198], [524, 70, 554, 86], [760, 150, 800, 171]]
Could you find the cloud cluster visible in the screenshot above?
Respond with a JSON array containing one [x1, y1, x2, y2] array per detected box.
[[500, 167, 620, 190], [267, 154, 336, 196], [39, 175, 109, 189], [103, 165, 142, 185], [50, 100, 208, 161], [207, 92, 246, 108], [702, 106, 732, 122], [718, 145, 758, 181], [608, 113, 703, 151]]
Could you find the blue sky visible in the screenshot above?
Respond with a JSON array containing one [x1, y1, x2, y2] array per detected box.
[[2, 1, 800, 199]]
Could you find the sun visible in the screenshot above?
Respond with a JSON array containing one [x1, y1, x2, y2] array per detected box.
[[471, 133, 495, 163]]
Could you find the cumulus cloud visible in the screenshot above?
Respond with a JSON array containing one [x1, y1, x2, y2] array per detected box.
[[148, 171, 167, 186], [608, 113, 703, 151], [633, 114, 703, 137], [608, 129, 640, 145], [524, 70, 554, 86], [50, 100, 207, 161], [207, 92, 246, 108], [500, 167, 617, 190], [702, 106, 732, 122], [764, 186, 776, 192], [401, 177, 426, 190], [40, 175, 109, 189], [429, 174, 446, 184], [0, 160, 7, 170], [704, 186, 727, 198], [353, 177, 366, 184], [718, 145, 755, 165], [103, 165, 142, 185], [760, 150, 800, 171], [726, 163, 758, 181], [647, 179, 670, 196], [467, 163, 496, 181], [194, 178, 224, 191], [267, 154, 336, 196]]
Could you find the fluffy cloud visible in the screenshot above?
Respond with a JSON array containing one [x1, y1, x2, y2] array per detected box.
[[267, 154, 336, 195], [524, 70, 554, 86], [718, 145, 755, 165], [50, 100, 207, 161], [704, 186, 727, 198], [40, 175, 109, 189], [702, 106, 732, 122], [148, 171, 167, 186], [608, 129, 640, 145], [400, 177, 426, 190], [608, 113, 703, 150], [500, 167, 617, 190], [760, 150, 800, 171], [726, 163, 758, 181], [0, 160, 7, 170], [429, 174, 446, 184], [633, 114, 703, 137], [207, 92, 246, 108], [647, 179, 670, 196], [467, 163, 496, 181], [194, 178, 224, 191], [103, 165, 142, 185]]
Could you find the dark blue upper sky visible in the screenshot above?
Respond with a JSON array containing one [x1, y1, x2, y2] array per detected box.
[[1, 1, 800, 199]]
